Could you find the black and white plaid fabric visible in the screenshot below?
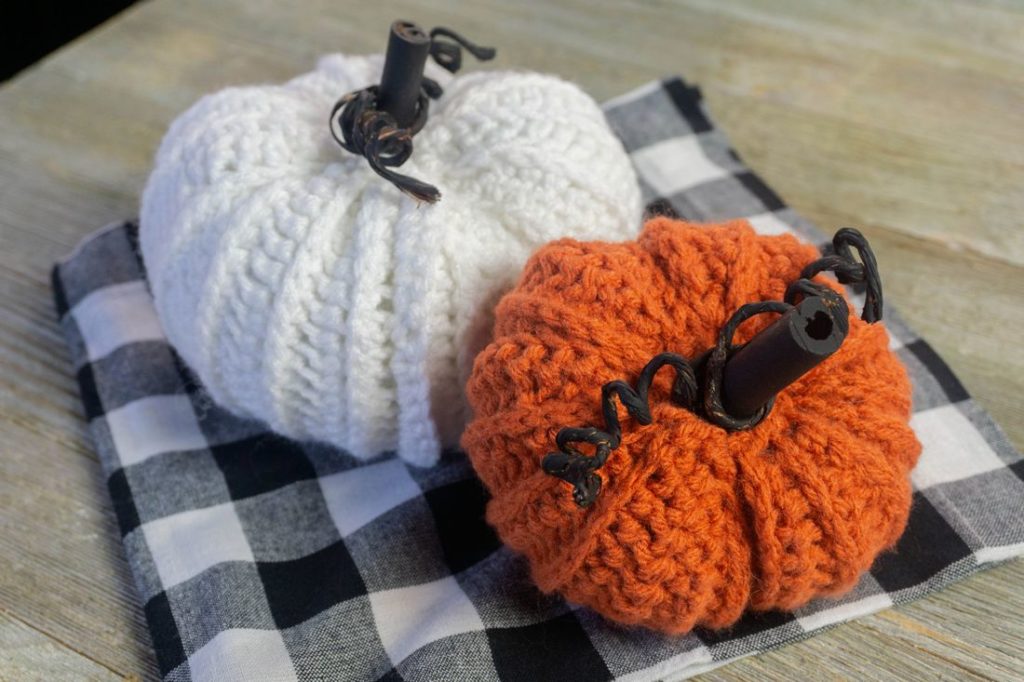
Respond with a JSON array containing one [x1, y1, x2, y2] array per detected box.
[[53, 78, 1024, 682]]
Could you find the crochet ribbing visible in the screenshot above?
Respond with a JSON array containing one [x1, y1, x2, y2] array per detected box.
[[462, 218, 921, 633], [140, 53, 642, 467]]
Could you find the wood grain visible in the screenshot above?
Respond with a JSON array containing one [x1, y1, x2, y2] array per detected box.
[[0, 611, 132, 682], [0, 0, 1021, 680]]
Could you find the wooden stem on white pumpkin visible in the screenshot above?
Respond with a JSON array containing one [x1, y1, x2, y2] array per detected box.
[[378, 20, 431, 129]]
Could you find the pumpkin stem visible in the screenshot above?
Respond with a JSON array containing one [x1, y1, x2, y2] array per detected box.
[[329, 21, 497, 204], [378, 21, 432, 130]]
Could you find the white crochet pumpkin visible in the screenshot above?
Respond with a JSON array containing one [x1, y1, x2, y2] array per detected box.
[[140, 53, 642, 467]]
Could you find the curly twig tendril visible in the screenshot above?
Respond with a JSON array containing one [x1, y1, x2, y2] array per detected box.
[[329, 27, 496, 203], [542, 353, 699, 507], [329, 89, 438, 202], [428, 27, 497, 74]]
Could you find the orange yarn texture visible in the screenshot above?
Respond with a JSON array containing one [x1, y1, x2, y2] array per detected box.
[[462, 218, 921, 634]]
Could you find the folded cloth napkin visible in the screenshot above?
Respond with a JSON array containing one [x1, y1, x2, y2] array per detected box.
[[53, 77, 1024, 682]]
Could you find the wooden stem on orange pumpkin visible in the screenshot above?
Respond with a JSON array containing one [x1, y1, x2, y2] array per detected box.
[[378, 20, 432, 129], [720, 295, 847, 418]]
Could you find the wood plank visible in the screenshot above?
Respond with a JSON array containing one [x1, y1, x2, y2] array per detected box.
[[0, 0, 1020, 679], [0, 610, 133, 681], [718, 560, 1024, 681], [0, 405, 159, 679]]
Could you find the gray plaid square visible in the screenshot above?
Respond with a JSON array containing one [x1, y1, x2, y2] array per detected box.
[[457, 548, 568, 629], [577, 608, 709, 680], [166, 562, 278, 657], [125, 449, 232, 527], [56, 223, 145, 310], [233, 479, 342, 562], [87, 342, 189, 412], [668, 174, 783, 223], [281, 596, 391, 681], [923, 468, 1024, 551], [396, 631, 500, 681], [346, 497, 452, 592], [605, 80, 710, 153]]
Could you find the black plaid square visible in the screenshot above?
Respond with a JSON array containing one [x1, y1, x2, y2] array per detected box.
[[870, 492, 973, 593], [145, 590, 188, 677], [487, 612, 612, 682], [424, 478, 501, 574], [107, 466, 143, 536], [260, 539, 367, 629], [212, 433, 319, 500], [697, 610, 802, 660], [904, 340, 970, 404]]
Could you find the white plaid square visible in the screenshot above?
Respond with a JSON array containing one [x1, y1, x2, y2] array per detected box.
[[888, 328, 905, 351], [319, 458, 421, 536], [976, 542, 1024, 564], [188, 629, 297, 682], [629, 135, 729, 197], [616, 645, 714, 682], [143, 502, 254, 589], [746, 212, 797, 236], [370, 576, 485, 666], [796, 593, 894, 631], [910, 405, 1006, 489], [71, 280, 165, 362], [105, 394, 208, 466]]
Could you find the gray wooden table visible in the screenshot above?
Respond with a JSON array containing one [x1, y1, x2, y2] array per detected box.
[[1, 1, 1022, 679]]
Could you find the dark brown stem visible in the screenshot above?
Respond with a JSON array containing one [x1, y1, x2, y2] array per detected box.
[[377, 21, 431, 129], [720, 295, 847, 418]]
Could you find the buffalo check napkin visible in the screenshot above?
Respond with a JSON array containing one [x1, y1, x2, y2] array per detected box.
[[53, 78, 1024, 682]]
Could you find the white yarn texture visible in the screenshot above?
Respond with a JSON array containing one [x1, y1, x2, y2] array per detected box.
[[140, 54, 642, 467]]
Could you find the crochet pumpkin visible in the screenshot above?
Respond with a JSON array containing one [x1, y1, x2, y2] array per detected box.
[[462, 217, 921, 633], [140, 53, 641, 467]]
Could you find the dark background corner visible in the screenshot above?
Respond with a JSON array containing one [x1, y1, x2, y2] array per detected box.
[[2, 1, 140, 82]]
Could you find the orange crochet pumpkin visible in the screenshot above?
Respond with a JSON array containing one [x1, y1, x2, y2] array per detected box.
[[462, 217, 921, 634]]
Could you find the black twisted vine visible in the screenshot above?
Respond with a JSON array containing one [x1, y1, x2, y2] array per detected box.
[[793, 227, 882, 324], [541, 354, 699, 507], [542, 227, 882, 508], [328, 27, 495, 203], [428, 27, 497, 74]]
